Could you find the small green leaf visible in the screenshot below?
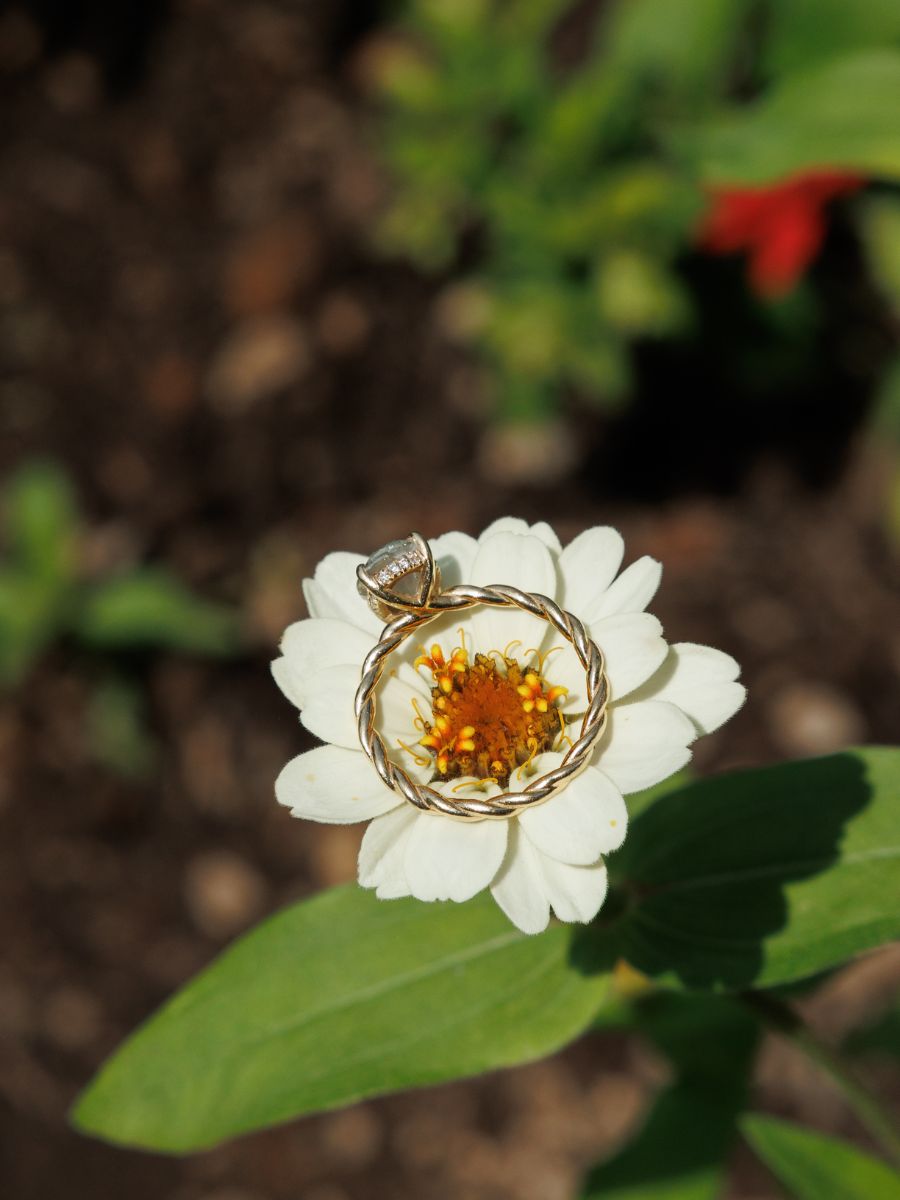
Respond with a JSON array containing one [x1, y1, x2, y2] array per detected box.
[[0, 570, 64, 686], [72, 886, 611, 1152], [75, 569, 241, 657], [592, 749, 900, 990], [680, 51, 900, 184], [582, 993, 759, 1199], [594, 251, 691, 337], [3, 460, 78, 584], [742, 1115, 900, 1199], [86, 677, 157, 779]]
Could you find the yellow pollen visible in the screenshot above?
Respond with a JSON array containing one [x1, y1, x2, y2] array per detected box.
[[413, 646, 567, 788], [416, 642, 470, 696]]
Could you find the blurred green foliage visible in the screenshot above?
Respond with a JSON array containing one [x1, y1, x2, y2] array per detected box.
[[370, 0, 900, 426], [858, 193, 900, 542], [741, 1116, 900, 1199], [583, 992, 759, 1199], [86, 677, 158, 780], [845, 998, 900, 1061], [0, 460, 241, 689]]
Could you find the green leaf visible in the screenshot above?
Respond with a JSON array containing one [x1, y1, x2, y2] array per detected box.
[[680, 51, 900, 184], [0, 570, 64, 686], [625, 770, 693, 822], [763, 0, 900, 78], [75, 569, 241, 657], [741, 1115, 900, 1199], [540, 164, 701, 257], [3, 460, 78, 584], [603, 0, 748, 107], [869, 356, 900, 445], [72, 886, 611, 1152], [582, 993, 759, 1199], [591, 749, 900, 990], [858, 195, 900, 319], [594, 251, 691, 337], [86, 677, 157, 779]]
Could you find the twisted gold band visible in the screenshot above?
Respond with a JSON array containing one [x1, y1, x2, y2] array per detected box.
[[354, 583, 610, 821]]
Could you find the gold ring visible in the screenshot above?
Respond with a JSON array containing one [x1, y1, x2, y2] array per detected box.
[[354, 533, 610, 821]]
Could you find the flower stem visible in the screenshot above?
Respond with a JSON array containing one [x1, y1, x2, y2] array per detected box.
[[742, 991, 900, 1166]]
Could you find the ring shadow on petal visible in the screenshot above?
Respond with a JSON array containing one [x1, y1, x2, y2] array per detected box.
[[568, 753, 873, 990]]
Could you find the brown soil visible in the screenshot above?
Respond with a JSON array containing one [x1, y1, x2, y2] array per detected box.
[[1, 3, 899, 1198]]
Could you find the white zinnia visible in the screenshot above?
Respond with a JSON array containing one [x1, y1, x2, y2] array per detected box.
[[273, 518, 745, 934]]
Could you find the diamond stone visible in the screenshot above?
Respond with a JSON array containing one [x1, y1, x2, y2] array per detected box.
[[358, 537, 428, 614]]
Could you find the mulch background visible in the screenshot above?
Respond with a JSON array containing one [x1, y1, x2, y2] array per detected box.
[[1, 2, 899, 1197]]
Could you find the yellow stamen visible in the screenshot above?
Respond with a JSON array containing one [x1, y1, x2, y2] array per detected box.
[[412, 649, 566, 787], [397, 737, 431, 767]]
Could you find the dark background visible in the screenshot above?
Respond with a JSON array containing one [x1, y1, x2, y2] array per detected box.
[[1, 2, 899, 1198]]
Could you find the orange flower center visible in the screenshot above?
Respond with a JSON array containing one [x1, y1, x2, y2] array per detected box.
[[409, 643, 568, 787]]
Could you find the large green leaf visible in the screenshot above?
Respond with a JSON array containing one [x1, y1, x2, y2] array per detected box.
[[72, 886, 611, 1152], [586, 748, 900, 990], [72, 750, 900, 1152], [582, 993, 758, 1199], [680, 51, 900, 184], [742, 1115, 900, 1199]]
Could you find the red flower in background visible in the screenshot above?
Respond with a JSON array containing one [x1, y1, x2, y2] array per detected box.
[[698, 169, 865, 298]]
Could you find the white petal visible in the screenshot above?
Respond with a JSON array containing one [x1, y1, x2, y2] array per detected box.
[[375, 875, 412, 900], [558, 527, 624, 616], [468, 531, 557, 656], [490, 822, 551, 934], [275, 745, 401, 824], [519, 766, 628, 864], [299, 664, 362, 749], [586, 556, 662, 621], [377, 673, 435, 783], [539, 853, 609, 923], [358, 805, 418, 894], [302, 551, 383, 636], [470, 529, 557, 593], [591, 611, 668, 701], [404, 811, 508, 903], [430, 531, 478, 587], [274, 618, 372, 711], [511, 750, 565, 788], [540, 639, 591, 716], [530, 522, 562, 554], [594, 699, 695, 793], [271, 655, 303, 711], [479, 517, 561, 554], [631, 643, 746, 735]]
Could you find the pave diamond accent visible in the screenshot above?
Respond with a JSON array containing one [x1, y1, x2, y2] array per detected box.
[[369, 542, 423, 585]]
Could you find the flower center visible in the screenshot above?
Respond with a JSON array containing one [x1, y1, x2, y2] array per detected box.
[[408, 641, 568, 787]]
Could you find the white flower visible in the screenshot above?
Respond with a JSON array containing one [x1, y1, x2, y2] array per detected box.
[[272, 518, 745, 934]]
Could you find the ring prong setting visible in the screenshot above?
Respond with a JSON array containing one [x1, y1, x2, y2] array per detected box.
[[357, 532, 440, 619]]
